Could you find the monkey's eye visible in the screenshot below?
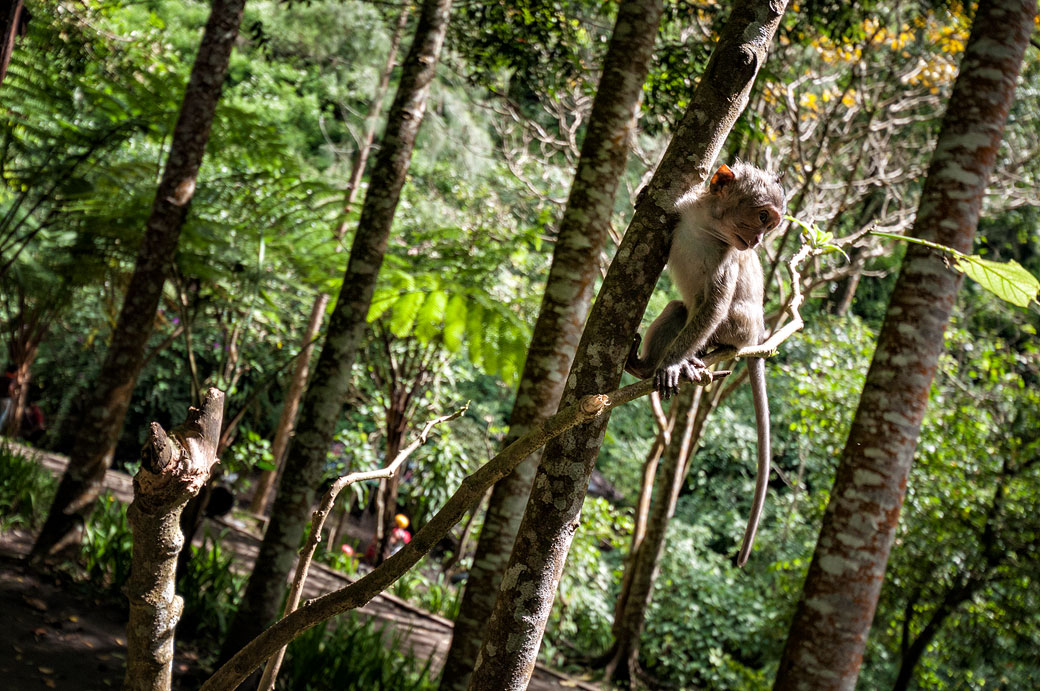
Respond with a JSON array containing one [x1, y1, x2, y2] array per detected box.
[[758, 210, 771, 224]]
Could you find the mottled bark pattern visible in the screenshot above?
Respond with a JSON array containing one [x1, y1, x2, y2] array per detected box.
[[440, 0, 665, 687], [469, 3, 788, 689], [221, 0, 453, 659], [774, 2, 1035, 689], [31, 0, 247, 559], [124, 389, 224, 691]]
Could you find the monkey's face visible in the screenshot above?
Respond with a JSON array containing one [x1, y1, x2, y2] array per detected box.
[[709, 162, 786, 250]]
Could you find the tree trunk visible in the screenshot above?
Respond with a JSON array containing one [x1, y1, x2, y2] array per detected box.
[[773, 2, 1034, 688], [468, 4, 788, 688], [219, 0, 453, 661], [437, 2, 666, 687], [31, 0, 247, 559], [248, 293, 329, 514], [611, 393, 673, 637], [607, 385, 701, 682], [249, 8, 410, 515], [891, 579, 979, 691], [124, 389, 224, 691], [0, 0, 24, 86]]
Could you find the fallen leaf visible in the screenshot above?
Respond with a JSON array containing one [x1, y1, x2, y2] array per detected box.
[[67, 615, 79, 623], [31, 627, 48, 638], [23, 596, 47, 611], [38, 666, 54, 674], [43, 679, 56, 689]]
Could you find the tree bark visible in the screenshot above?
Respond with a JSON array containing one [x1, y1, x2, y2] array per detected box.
[[249, 8, 410, 515], [437, 1, 666, 687], [31, 0, 247, 559], [123, 389, 224, 691], [773, 2, 1035, 689], [220, 0, 453, 661], [468, 3, 788, 688]]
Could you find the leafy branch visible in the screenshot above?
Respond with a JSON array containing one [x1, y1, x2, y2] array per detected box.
[[869, 230, 1040, 308]]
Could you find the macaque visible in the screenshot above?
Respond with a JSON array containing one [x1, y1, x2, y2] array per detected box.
[[626, 162, 785, 567]]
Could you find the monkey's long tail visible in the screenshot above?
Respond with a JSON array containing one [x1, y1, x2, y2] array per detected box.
[[737, 356, 770, 567]]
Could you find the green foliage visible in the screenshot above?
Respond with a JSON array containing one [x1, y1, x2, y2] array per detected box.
[[0, 445, 57, 531], [279, 614, 436, 691], [391, 565, 463, 620], [177, 536, 248, 645], [81, 493, 133, 590], [227, 429, 276, 474]]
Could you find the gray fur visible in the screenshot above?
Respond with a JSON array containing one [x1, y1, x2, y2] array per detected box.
[[625, 162, 785, 567]]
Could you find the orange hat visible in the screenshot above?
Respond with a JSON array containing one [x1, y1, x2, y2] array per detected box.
[[394, 513, 409, 529]]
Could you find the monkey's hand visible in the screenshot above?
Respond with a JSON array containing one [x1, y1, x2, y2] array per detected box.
[[654, 356, 709, 398]]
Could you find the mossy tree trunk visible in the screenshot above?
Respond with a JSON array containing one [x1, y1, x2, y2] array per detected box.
[[774, 2, 1035, 688], [468, 3, 789, 688], [437, 0, 666, 686], [31, 0, 247, 559], [219, 0, 454, 660]]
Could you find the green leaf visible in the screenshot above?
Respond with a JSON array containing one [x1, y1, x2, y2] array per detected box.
[[953, 256, 1040, 308], [388, 292, 425, 337], [442, 295, 467, 353], [414, 290, 448, 342], [367, 288, 397, 323]]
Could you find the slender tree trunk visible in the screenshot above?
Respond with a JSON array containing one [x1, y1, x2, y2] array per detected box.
[[124, 389, 224, 691], [773, 2, 1034, 688], [249, 9, 410, 515], [891, 579, 979, 691], [375, 405, 407, 562], [469, 4, 788, 688], [220, 0, 453, 661], [249, 294, 329, 514], [30, 0, 247, 559], [607, 385, 701, 681], [612, 393, 674, 637], [438, 2, 666, 688], [0, 0, 24, 85]]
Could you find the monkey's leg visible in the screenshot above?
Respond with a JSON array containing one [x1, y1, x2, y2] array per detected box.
[[626, 300, 687, 379]]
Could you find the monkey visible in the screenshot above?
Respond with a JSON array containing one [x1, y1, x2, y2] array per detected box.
[[626, 161, 785, 567]]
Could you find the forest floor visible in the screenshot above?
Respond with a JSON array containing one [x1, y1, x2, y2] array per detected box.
[[0, 444, 601, 690]]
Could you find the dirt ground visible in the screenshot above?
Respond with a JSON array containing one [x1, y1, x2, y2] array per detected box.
[[0, 444, 601, 690]]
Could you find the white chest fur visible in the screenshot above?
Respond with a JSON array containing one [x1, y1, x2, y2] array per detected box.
[[667, 207, 730, 308]]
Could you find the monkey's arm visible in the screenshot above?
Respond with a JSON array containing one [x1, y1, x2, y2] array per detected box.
[[653, 265, 737, 397], [736, 356, 770, 567]]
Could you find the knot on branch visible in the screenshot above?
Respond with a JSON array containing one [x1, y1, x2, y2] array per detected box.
[[579, 395, 609, 417]]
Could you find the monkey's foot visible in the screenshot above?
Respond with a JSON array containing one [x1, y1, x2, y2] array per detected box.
[[654, 357, 709, 398]]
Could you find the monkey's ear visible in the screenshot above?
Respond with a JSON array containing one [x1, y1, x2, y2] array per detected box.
[[710, 164, 736, 194]]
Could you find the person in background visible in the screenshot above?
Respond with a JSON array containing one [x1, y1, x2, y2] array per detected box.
[[0, 364, 15, 433], [21, 384, 46, 444]]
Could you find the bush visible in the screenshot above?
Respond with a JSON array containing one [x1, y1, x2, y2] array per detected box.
[[177, 535, 248, 645], [279, 613, 436, 690], [80, 492, 134, 589], [0, 444, 57, 531]]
